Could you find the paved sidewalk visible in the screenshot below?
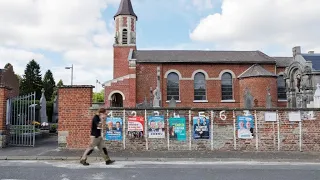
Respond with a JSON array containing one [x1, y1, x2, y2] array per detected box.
[[1, 136, 320, 162]]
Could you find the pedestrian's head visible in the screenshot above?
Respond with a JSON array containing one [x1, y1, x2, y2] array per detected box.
[[97, 108, 107, 119]]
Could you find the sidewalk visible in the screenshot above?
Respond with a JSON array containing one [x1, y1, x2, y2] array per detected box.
[[1, 136, 320, 162]]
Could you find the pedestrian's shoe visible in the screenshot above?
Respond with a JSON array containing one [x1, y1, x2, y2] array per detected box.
[[106, 160, 115, 165], [80, 159, 89, 166]]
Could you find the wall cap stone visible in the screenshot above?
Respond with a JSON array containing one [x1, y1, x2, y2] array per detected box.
[[59, 85, 94, 89], [102, 107, 320, 111]]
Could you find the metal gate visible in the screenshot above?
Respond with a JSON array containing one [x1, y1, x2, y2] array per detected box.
[[6, 92, 36, 147]]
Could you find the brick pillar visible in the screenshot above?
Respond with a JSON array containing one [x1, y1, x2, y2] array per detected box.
[[58, 85, 94, 149], [0, 86, 9, 148]]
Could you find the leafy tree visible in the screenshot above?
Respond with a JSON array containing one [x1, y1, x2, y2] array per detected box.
[[20, 60, 43, 99], [51, 79, 64, 100], [43, 70, 56, 101], [93, 90, 104, 102], [57, 79, 63, 87]]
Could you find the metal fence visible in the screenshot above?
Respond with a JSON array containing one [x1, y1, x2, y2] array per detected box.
[[6, 92, 36, 147]]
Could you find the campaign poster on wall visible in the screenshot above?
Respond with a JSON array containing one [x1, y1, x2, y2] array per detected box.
[[148, 116, 165, 138], [237, 115, 254, 139], [106, 117, 123, 141], [169, 117, 186, 141], [128, 116, 144, 138], [192, 116, 210, 139]]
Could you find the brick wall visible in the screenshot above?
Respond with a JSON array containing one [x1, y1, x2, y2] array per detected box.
[[57, 85, 94, 149], [239, 77, 278, 108], [136, 63, 278, 108], [113, 46, 136, 79], [86, 108, 320, 152], [58, 86, 320, 152]]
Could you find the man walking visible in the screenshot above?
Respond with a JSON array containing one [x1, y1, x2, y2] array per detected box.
[[80, 108, 115, 166]]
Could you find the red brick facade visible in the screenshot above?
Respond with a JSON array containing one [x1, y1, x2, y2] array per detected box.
[[0, 65, 19, 98], [58, 86, 93, 149]]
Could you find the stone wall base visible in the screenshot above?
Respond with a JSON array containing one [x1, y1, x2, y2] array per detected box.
[[58, 131, 68, 149], [0, 135, 7, 148]]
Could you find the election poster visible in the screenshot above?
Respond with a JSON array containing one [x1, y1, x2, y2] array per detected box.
[[106, 117, 123, 141], [128, 116, 144, 138], [148, 116, 165, 138], [192, 116, 210, 139], [237, 115, 254, 139], [169, 117, 186, 141]]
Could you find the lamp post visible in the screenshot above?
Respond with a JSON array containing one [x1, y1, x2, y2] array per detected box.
[[65, 64, 73, 85]]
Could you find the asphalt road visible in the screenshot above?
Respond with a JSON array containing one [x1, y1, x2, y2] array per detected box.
[[1, 160, 320, 180]]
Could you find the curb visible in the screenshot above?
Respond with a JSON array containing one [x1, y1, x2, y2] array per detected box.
[[1, 156, 320, 163]]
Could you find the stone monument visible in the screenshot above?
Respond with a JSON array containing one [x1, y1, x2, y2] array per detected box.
[[266, 87, 272, 108], [153, 67, 162, 107], [40, 88, 48, 124], [52, 95, 59, 123], [169, 97, 176, 108], [243, 88, 254, 109]]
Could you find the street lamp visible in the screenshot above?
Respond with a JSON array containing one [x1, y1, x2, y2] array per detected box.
[[65, 64, 73, 85]]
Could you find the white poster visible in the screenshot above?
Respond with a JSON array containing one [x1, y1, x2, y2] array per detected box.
[[288, 111, 301, 122], [265, 112, 277, 122]]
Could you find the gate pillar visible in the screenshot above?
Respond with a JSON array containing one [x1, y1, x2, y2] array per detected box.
[[0, 86, 9, 148]]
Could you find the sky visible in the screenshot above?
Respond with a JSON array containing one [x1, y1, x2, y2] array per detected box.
[[1, 0, 320, 92]]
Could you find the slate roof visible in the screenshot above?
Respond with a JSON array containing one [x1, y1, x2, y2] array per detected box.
[[302, 53, 320, 71], [114, 0, 137, 20], [238, 64, 277, 78], [273, 57, 293, 67], [133, 50, 276, 64]]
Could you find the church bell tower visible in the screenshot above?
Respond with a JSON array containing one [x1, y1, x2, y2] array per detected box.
[[113, 0, 137, 79], [114, 0, 137, 46]]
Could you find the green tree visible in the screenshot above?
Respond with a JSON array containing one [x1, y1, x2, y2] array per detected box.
[[51, 79, 64, 100], [57, 79, 63, 87], [93, 90, 104, 102], [43, 70, 56, 101], [20, 59, 43, 99]]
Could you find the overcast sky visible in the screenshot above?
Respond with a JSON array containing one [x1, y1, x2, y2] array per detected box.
[[0, 0, 319, 91]]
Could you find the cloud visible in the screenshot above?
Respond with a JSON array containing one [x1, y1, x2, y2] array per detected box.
[[0, 0, 117, 91], [190, 0, 320, 54]]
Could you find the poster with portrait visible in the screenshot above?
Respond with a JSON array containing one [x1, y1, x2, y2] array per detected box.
[[237, 115, 254, 139], [169, 117, 186, 141], [192, 116, 210, 139], [128, 116, 144, 138], [106, 117, 123, 141], [148, 116, 165, 138]]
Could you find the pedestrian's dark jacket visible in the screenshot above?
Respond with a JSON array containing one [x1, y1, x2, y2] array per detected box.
[[91, 115, 101, 138]]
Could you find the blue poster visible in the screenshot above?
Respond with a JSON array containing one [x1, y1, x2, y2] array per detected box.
[[169, 117, 186, 141], [106, 117, 123, 141], [192, 116, 210, 139], [237, 115, 254, 139]]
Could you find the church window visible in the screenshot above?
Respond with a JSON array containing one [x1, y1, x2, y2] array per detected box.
[[221, 72, 233, 100], [277, 75, 286, 100], [194, 72, 206, 100], [167, 72, 179, 101], [122, 29, 128, 44]]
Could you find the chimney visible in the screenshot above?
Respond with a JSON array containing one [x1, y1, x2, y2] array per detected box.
[[292, 46, 301, 57], [308, 51, 314, 54]]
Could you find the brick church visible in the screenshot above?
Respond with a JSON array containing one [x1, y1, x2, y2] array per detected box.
[[103, 0, 292, 108]]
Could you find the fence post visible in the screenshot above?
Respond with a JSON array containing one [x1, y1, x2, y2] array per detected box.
[[211, 111, 214, 151], [189, 110, 191, 151], [167, 110, 169, 151], [299, 120, 302, 152], [233, 110, 236, 150], [254, 110, 258, 151], [277, 110, 280, 151], [123, 109, 126, 150], [145, 109, 148, 150]]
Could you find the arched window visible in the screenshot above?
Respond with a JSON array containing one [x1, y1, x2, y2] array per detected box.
[[167, 72, 179, 101], [122, 29, 128, 44], [221, 72, 233, 100], [277, 75, 286, 100], [194, 72, 206, 100]]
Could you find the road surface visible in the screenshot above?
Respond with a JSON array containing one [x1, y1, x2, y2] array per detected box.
[[1, 160, 320, 180]]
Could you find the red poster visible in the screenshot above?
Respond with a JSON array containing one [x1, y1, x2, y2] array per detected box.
[[128, 116, 144, 138]]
